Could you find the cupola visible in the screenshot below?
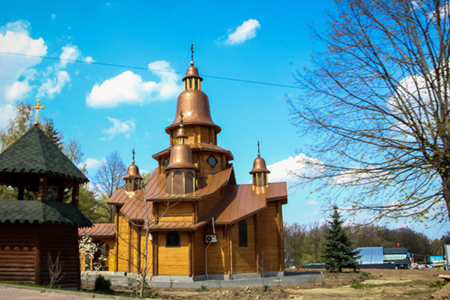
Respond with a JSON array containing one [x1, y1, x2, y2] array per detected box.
[[124, 149, 143, 192], [165, 45, 221, 135], [165, 113, 199, 195], [250, 142, 270, 187]]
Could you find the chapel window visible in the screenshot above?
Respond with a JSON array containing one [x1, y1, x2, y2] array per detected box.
[[207, 155, 218, 168], [166, 231, 180, 247], [185, 172, 194, 193], [173, 172, 183, 194], [238, 220, 248, 247], [163, 158, 169, 168]]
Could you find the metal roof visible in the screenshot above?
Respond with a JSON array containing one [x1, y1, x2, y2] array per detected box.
[[79, 223, 115, 238], [0, 199, 93, 227], [144, 166, 232, 201], [0, 126, 88, 183]]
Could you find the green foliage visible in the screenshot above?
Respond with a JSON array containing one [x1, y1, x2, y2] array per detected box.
[[429, 280, 448, 289], [322, 207, 361, 272], [141, 290, 158, 298], [350, 278, 374, 290], [262, 285, 271, 292], [94, 275, 111, 292], [196, 285, 209, 292]]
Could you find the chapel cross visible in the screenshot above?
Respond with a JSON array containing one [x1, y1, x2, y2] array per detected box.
[[257, 141, 260, 156], [190, 44, 194, 62], [132, 148, 135, 164], [32, 99, 45, 125]]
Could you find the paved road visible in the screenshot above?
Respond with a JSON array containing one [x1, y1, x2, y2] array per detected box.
[[0, 272, 323, 299]]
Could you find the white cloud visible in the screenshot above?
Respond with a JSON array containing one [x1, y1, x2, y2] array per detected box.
[[51, 14, 56, 20], [101, 117, 136, 139], [328, 166, 387, 186], [225, 19, 261, 45], [60, 45, 81, 68], [86, 60, 182, 108], [37, 70, 70, 99], [0, 20, 47, 102], [304, 208, 320, 217], [267, 153, 324, 183], [84, 56, 94, 63], [78, 157, 106, 170], [307, 200, 320, 206]]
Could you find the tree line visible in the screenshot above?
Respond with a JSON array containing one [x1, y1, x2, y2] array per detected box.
[[284, 221, 450, 267]]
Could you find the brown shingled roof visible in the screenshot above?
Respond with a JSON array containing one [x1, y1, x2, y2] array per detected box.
[[144, 166, 233, 201], [107, 189, 129, 206], [120, 189, 152, 221], [212, 182, 288, 225], [78, 223, 115, 238]]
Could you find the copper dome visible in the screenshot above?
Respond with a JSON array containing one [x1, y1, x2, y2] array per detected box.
[[124, 163, 142, 179], [183, 64, 203, 81], [176, 126, 188, 139], [249, 156, 271, 174], [165, 144, 198, 171], [165, 90, 221, 133]]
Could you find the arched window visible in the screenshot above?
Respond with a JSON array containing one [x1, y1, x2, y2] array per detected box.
[[166, 231, 180, 247], [185, 172, 193, 193], [238, 220, 247, 247], [173, 172, 183, 194], [166, 173, 171, 194]]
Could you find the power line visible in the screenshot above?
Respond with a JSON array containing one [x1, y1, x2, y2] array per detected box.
[[0, 51, 300, 90]]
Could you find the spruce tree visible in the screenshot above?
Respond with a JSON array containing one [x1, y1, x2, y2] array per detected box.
[[322, 206, 361, 272]]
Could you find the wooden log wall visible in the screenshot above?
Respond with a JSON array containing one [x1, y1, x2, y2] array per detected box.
[[117, 214, 130, 272], [39, 224, 80, 289], [231, 216, 256, 274], [258, 202, 280, 273], [158, 202, 193, 223], [0, 223, 37, 284], [157, 231, 189, 276]]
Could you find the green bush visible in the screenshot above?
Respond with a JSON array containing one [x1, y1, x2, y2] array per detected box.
[[94, 275, 111, 292], [196, 285, 209, 292]]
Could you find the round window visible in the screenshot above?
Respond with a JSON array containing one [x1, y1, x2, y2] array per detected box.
[[163, 158, 169, 168]]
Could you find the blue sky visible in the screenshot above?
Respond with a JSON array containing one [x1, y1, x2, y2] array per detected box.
[[0, 0, 448, 239]]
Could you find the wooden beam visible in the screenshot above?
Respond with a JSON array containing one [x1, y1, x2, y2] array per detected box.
[[279, 201, 285, 272], [115, 207, 119, 272], [137, 225, 141, 274], [254, 213, 259, 274], [34, 228, 40, 285], [74, 227, 81, 289], [153, 232, 158, 276], [128, 222, 131, 273], [58, 185, 64, 202], [37, 176, 47, 202], [18, 184, 24, 200], [276, 201, 283, 272], [71, 182, 79, 207], [191, 231, 195, 277], [188, 231, 192, 278]]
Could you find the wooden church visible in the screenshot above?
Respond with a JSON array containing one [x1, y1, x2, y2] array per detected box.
[[0, 102, 92, 289], [80, 58, 288, 280]]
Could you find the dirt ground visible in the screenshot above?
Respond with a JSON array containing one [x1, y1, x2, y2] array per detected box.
[[82, 269, 450, 299]]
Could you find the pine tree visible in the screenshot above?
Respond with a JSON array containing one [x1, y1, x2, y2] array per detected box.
[[322, 206, 361, 272]]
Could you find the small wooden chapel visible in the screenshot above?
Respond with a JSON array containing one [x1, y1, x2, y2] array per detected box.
[[0, 101, 92, 289], [80, 54, 288, 280]]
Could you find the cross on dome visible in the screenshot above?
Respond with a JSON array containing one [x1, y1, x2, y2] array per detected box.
[[32, 99, 45, 126]]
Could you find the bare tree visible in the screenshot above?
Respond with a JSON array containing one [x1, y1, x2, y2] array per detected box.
[[94, 151, 126, 222], [283, 223, 307, 266], [289, 0, 450, 224], [45, 251, 65, 287]]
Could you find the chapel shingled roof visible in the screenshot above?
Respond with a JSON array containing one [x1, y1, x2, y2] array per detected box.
[[0, 126, 88, 183], [0, 199, 93, 227], [79, 223, 115, 238]]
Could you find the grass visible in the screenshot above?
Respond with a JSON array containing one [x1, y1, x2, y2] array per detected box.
[[429, 280, 448, 289], [350, 279, 375, 290], [196, 285, 209, 292]]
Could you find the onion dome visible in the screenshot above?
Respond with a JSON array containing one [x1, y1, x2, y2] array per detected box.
[[165, 61, 221, 134], [250, 142, 270, 187], [124, 149, 143, 192], [166, 123, 198, 171], [250, 156, 271, 174]]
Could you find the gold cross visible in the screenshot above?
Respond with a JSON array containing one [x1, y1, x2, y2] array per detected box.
[[132, 148, 135, 164], [32, 99, 44, 125]]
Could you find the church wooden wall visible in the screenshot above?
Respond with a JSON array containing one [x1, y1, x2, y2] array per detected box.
[[204, 225, 228, 275], [158, 202, 193, 223], [140, 233, 153, 275], [117, 213, 130, 272], [193, 229, 206, 276], [0, 223, 37, 284], [158, 231, 189, 276], [231, 216, 256, 274], [0, 223, 80, 289], [258, 201, 282, 272]]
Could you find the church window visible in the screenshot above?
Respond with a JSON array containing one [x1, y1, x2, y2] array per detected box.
[[185, 172, 194, 193], [207, 155, 218, 168], [238, 220, 248, 247], [163, 158, 169, 168], [173, 172, 183, 194], [166, 173, 171, 194], [166, 231, 180, 247]]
